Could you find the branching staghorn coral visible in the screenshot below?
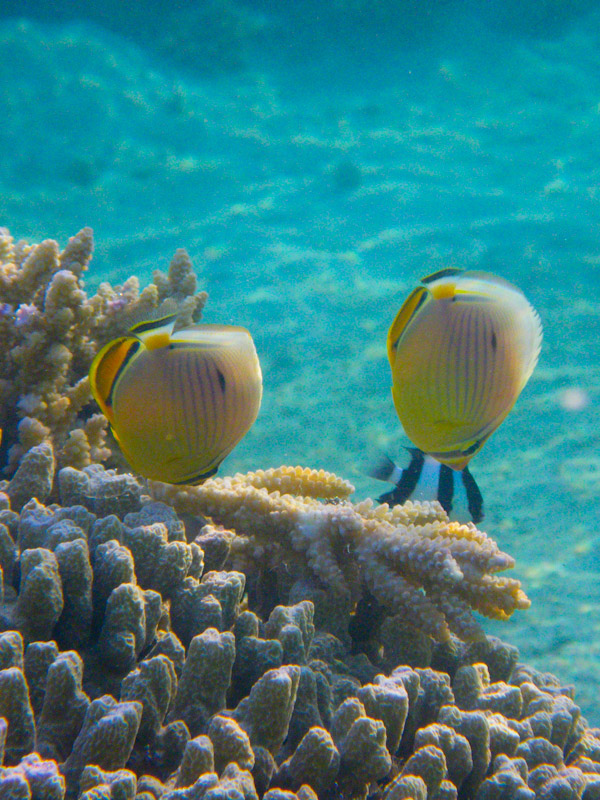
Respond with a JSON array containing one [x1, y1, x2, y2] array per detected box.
[[150, 466, 530, 643], [0, 227, 207, 479]]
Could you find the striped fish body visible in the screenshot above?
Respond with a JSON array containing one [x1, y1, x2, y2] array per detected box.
[[372, 450, 484, 523], [90, 316, 262, 484], [387, 269, 542, 470]]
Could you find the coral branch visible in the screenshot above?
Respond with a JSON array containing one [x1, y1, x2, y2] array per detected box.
[[150, 469, 530, 643]]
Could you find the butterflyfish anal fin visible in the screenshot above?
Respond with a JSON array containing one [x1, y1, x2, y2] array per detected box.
[[387, 286, 428, 363], [171, 464, 220, 485], [89, 336, 140, 424], [130, 314, 178, 351]]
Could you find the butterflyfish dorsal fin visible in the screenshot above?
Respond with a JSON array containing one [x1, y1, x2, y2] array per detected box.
[[420, 267, 463, 284], [130, 314, 178, 351], [89, 336, 140, 424], [387, 286, 428, 362]]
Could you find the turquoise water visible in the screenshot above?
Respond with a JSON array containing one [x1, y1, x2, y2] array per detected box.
[[2, 1, 600, 719]]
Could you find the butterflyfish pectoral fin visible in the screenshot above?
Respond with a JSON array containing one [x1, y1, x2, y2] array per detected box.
[[387, 286, 428, 363], [129, 314, 178, 351], [89, 336, 140, 425]]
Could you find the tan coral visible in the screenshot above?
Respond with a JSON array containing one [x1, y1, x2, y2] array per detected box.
[[150, 470, 530, 643], [0, 228, 209, 484], [228, 466, 355, 500]]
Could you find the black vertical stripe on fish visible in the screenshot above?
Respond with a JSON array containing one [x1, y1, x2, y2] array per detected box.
[[194, 355, 207, 455], [202, 356, 216, 457], [437, 464, 454, 516], [432, 303, 450, 416], [474, 309, 488, 426], [462, 466, 484, 523], [211, 356, 225, 458], [195, 354, 210, 457], [230, 351, 247, 452], [178, 353, 193, 454], [442, 300, 459, 419], [468, 306, 482, 421], [223, 353, 239, 448], [214, 353, 230, 457], [204, 357, 219, 456], [460, 306, 470, 418], [465, 307, 477, 420], [214, 355, 229, 459], [182, 351, 197, 455], [376, 449, 424, 506], [449, 301, 464, 418], [219, 351, 235, 452], [462, 306, 473, 418]]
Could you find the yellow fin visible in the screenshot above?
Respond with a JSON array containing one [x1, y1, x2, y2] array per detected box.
[[387, 286, 428, 364], [130, 314, 177, 351]]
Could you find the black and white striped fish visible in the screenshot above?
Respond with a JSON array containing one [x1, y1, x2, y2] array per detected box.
[[370, 449, 484, 524]]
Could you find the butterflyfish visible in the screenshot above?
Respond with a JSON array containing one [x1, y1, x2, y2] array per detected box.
[[387, 268, 542, 471], [371, 450, 484, 523], [89, 314, 262, 484]]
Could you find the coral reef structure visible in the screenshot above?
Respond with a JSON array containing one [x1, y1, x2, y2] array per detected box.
[[0, 458, 590, 800], [150, 467, 530, 644], [0, 228, 207, 496], [0, 229, 596, 800]]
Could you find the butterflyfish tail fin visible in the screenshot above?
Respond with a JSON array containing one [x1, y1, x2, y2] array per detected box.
[[130, 314, 178, 351]]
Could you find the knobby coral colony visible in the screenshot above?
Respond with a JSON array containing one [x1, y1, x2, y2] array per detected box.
[[0, 226, 207, 492], [0, 230, 595, 800]]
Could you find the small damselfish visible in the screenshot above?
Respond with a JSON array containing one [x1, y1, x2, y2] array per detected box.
[[372, 450, 484, 523], [377, 268, 542, 521], [89, 314, 262, 484]]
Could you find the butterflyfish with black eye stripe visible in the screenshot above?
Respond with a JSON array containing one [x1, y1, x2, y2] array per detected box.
[[89, 314, 262, 484], [379, 268, 542, 519]]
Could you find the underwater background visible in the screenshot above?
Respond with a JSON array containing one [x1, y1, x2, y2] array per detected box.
[[1, 0, 600, 721]]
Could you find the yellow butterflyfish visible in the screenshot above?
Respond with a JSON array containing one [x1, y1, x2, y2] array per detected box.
[[90, 314, 262, 484], [377, 268, 541, 521]]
